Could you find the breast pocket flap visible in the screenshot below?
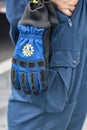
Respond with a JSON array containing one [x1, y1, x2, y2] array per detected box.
[[50, 51, 80, 68]]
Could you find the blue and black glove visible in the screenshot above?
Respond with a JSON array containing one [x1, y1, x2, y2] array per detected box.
[[11, 1, 58, 95]]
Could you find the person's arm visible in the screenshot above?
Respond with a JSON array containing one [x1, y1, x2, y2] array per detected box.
[[6, 0, 29, 45], [51, 0, 79, 16]]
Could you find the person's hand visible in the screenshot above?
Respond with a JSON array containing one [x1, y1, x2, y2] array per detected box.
[[51, 0, 79, 16]]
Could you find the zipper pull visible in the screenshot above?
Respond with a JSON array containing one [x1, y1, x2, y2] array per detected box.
[[68, 18, 72, 28]]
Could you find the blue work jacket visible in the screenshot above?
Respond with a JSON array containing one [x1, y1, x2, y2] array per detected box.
[[6, 0, 87, 130]]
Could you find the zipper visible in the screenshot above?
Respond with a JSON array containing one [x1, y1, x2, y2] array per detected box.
[[68, 18, 72, 28]]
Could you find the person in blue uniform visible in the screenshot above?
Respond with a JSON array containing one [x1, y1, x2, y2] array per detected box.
[[6, 0, 87, 130]]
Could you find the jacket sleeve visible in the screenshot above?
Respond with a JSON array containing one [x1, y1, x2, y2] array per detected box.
[[5, 0, 29, 45]]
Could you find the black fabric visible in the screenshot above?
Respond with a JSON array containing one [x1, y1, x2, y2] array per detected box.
[[28, 61, 35, 68], [21, 72, 26, 85], [19, 60, 27, 68], [21, 72, 31, 95], [40, 69, 46, 82], [40, 69, 48, 91], [11, 69, 20, 90], [42, 0, 58, 25], [42, 28, 51, 78], [32, 85, 39, 95], [18, 1, 51, 28], [38, 60, 45, 67], [30, 72, 39, 95], [12, 57, 18, 64], [42, 82, 48, 91], [12, 69, 16, 81], [30, 72, 35, 84]]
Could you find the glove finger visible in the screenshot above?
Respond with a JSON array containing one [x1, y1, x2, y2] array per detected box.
[[11, 67, 21, 90], [29, 71, 39, 95], [38, 69, 48, 92], [20, 72, 31, 95]]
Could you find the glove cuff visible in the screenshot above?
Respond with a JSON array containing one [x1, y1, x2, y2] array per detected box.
[[42, 0, 58, 25], [18, 2, 51, 28]]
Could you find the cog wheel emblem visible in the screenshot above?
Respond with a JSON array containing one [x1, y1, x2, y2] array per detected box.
[[22, 44, 34, 57]]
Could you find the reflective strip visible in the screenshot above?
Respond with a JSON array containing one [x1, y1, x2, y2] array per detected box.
[[21, 72, 31, 95], [11, 69, 20, 90], [38, 60, 45, 67]]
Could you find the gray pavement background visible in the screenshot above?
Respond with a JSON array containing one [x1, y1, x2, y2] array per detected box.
[[0, 12, 13, 130], [0, 72, 10, 130]]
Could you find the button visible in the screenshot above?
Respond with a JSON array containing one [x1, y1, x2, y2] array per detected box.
[[73, 60, 77, 65]]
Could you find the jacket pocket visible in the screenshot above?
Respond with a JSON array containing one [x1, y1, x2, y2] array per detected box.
[[30, 50, 80, 113], [45, 50, 80, 113]]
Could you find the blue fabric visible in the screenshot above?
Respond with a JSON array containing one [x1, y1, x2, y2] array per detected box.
[[6, 0, 29, 45], [67, 54, 87, 130], [6, 0, 87, 130]]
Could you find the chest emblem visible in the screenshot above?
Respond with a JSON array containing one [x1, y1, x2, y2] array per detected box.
[[22, 44, 34, 57]]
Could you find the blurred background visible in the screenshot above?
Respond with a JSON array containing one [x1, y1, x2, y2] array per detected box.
[[0, 0, 14, 130], [0, 0, 87, 130]]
